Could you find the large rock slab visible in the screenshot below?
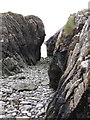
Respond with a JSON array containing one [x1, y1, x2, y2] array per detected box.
[[45, 10, 90, 119], [0, 12, 45, 76]]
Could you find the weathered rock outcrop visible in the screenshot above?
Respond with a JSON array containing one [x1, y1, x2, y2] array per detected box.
[[45, 30, 60, 56], [45, 10, 90, 119], [48, 10, 89, 90], [0, 12, 45, 76], [46, 10, 88, 58]]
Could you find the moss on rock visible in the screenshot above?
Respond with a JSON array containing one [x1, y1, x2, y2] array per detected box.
[[64, 15, 77, 36]]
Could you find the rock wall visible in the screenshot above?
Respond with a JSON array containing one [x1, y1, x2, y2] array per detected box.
[[0, 12, 45, 76], [45, 10, 90, 119], [48, 10, 89, 90]]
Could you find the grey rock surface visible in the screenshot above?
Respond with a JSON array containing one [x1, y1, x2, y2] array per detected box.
[[0, 58, 54, 119], [47, 10, 89, 90], [45, 30, 60, 56], [45, 10, 90, 120], [0, 12, 45, 76]]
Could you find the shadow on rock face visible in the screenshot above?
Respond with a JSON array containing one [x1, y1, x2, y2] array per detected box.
[[48, 50, 68, 90]]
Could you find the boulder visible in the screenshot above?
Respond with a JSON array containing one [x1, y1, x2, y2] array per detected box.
[[0, 12, 45, 76], [2, 57, 21, 76], [45, 10, 90, 119]]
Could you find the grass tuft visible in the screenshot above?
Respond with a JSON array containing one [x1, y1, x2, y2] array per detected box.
[[64, 15, 76, 36]]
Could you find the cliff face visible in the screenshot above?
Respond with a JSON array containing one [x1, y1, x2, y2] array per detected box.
[[0, 12, 45, 76], [48, 10, 89, 90], [46, 10, 88, 57], [45, 10, 90, 119]]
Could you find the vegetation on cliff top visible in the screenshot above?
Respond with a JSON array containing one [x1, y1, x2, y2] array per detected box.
[[64, 15, 77, 35]]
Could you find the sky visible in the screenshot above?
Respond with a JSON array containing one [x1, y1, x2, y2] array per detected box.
[[0, 0, 89, 57]]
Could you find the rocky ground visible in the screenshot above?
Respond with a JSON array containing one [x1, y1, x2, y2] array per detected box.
[[0, 57, 54, 120]]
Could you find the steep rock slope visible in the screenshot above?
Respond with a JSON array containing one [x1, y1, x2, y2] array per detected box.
[[46, 10, 88, 57], [45, 10, 90, 119], [0, 12, 45, 76], [48, 10, 89, 90]]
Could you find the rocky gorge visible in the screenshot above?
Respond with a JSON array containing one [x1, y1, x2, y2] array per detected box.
[[0, 9, 90, 120]]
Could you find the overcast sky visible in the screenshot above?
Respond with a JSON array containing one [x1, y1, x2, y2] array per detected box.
[[0, 0, 89, 40], [0, 0, 89, 57]]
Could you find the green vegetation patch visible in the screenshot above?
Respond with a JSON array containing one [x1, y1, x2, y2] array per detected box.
[[64, 15, 77, 36]]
